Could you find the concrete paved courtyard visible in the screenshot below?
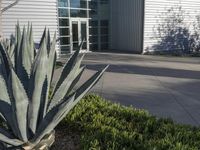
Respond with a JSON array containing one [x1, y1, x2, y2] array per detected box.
[[57, 53, 200, 126]]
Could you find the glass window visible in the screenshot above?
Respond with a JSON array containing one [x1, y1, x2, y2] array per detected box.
[[101, 28, 109, 35], [100, 20, 109, 26], [59, 19, 69, 26], [100, 0, 109, 5], [89, 9, 98, 17], [101, 43, 109, 49], [58, 9, 69, 17], [90, 44, 98, 51], [70, 0, 87, 8], [59, 28, 70, 36], [61, 46, 70, 54], [89, 20, 98, 27], [58, 0, 69, 7], [89, 36, 98, 43], [89, 28, 98, 35], [70, 9, 87, 18], [81, 22, 87, 41], [89, 1, 98, 10], [72, 21, 79, 42], [101, 35, 108, 43], [60, 37, 70, 45]]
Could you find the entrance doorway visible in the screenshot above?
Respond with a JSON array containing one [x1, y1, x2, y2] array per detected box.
[[71, 19, 89, 52]]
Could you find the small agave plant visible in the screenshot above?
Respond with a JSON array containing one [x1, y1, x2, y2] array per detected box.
[[0, 24, 108, 150]]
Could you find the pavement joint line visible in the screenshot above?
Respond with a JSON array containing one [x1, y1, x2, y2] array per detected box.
[[146, 61, 200, 125]]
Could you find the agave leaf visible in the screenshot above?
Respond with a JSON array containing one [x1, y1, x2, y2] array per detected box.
[[0, 43, 13, 76], [48, 54, 84, 111], [39, 27, 47, 49], [15, 23, 22, 70], [39, 32, 57, 120], [33, 94, 76, 144], [0, 54, 20, 138], [74, 65, 109, 100], [16, 27, 32, 91], [47, 29, 51, 54], [66, 66, 85, 96], [28, 39, 48, 134], [29, 24, 34, 62], [47, 32, 57, 85], [51, 41, 83, 98], [27, 22, 30, 39], [9, 69, 29, 142], [34, 66, 108, 144], [8, 43, 15, 65], [0, 128, 23, 146]]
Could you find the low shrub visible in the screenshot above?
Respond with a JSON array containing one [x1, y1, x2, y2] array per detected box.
[[59, 95, 200, 150]]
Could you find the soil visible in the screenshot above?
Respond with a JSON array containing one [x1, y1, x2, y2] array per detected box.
[[51, 128, 80, 150]]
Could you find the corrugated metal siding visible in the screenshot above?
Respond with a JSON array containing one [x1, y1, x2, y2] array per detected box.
[[2, 0, 58, 44], [110, 0, 144, 53], [144, 0, 200, 52]]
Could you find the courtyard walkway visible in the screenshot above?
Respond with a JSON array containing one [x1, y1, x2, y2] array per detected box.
[[58, 53, 200, 126]]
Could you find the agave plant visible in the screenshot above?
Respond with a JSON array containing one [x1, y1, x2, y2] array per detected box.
[[0, 24, 108, 149]]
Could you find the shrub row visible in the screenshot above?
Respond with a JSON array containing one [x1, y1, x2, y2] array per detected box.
[[60, 95, 200, 150]]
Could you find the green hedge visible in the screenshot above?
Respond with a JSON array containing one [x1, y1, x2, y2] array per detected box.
[[60, 95, 200, 150]]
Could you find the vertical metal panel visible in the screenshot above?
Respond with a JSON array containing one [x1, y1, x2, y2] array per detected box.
[[144, 0, 200, 52], [2, 0, 58, 45], [110, 0, 144, 53]]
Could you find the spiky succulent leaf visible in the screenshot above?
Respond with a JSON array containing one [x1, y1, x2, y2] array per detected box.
[[39, 28, 47, 49], [66, 66, 86, 96], [16, 27, 32, 90], [48, 54, 84, 111], [33, 94, 76, 144], [34, 66, 108, 144], [47, 29, 51, 54], [0, 24, 108, 148], [39, 32, 57, 120], [0, 44, 12, 76], [28, 38, 48, 134], [0, 128, 23, 146], [51, 42, 83, 98], [0, 53, 20, 138], [15, 22, 22, 69], [28, 24, 34, 63], [9, 69, 29, 142], [74, 65, 109, 101]]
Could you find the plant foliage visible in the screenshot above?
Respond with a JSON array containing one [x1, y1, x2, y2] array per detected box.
[[62, 95, 200, 150], [0, 24, 108, 149]]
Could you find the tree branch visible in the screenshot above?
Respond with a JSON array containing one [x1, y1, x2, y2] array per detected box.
[[1, 0, 20, 13]]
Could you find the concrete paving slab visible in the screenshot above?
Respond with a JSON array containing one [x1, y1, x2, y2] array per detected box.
[[55, 53, 200, 126]]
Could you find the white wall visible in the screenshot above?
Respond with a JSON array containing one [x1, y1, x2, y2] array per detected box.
[[2, 0, 58, 44], [144, 0, 200, 52]]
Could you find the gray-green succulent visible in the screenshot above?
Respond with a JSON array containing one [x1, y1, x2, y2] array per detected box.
[[0, 24, 108, 149]]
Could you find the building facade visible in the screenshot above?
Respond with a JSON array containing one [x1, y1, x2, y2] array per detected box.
[[2, 0, 200, 55]]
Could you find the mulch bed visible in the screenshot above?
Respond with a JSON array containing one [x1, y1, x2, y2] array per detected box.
[[51, 127, 80, 150]]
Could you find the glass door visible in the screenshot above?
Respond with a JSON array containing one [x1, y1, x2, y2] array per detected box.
[[71, 19, 88, 52]]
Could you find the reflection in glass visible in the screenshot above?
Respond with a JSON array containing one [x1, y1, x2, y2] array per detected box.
[[59, 28, 70, 36], [70, 9, 87, 18], [89, 28, 98, 35], [58, 0, 68, 7], [72, 22, 79, 42], [59, 9, 69, 17], [61, 46, 70, 54], [89, 36, 98, 43], [59, 19, 69, 26], [90, 44, 98, 51], [70, 0, 87, 8], [60, 37, 70, 45], [81, 22, 87, 41]]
